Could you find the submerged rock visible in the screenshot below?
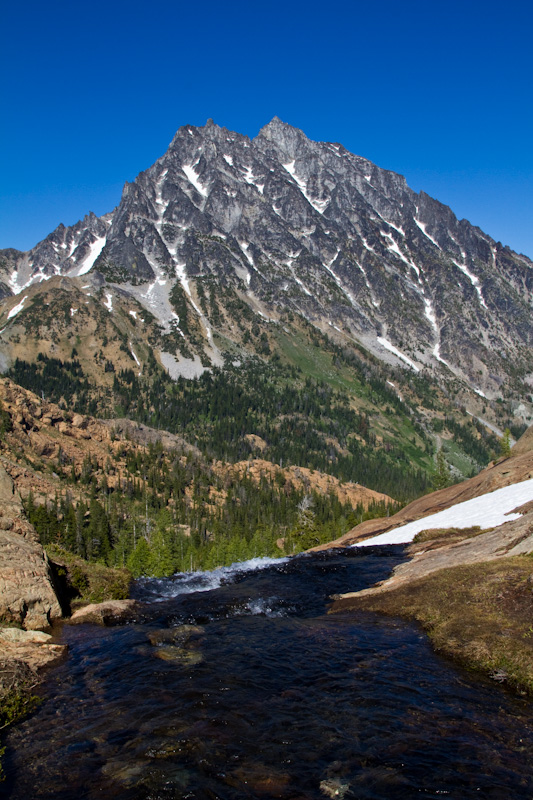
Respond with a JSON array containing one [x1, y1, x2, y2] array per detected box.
[[153, 646, 203, 665], [320, 778, 351, 799], [148, 624, 204, 666], [147, 624, 204, 646]]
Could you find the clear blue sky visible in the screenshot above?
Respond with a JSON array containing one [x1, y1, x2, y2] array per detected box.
[[1, 0, 532, 257]]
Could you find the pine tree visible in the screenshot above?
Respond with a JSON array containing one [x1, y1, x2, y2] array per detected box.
[[149, 529, 175, 577], [500, 428, 512, 459], [432, 449, 451, 490], [127, 537, 152, 578]]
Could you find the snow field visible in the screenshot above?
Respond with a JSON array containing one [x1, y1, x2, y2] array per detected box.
[[357, 479, 533, 547]]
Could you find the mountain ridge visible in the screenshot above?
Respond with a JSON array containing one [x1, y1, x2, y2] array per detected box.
[[1, 118, 531, 439]]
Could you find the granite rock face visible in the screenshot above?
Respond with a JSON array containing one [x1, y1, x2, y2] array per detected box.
[[0, 465, 62, 630]]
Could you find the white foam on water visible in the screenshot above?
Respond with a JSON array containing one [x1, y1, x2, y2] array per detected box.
[[146, 556, 290, 601], [238, 597, 287, 618]]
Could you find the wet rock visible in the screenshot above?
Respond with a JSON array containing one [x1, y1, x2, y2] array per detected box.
[[319, 778, 351, 799], [0, 628, 51, 643], [101, 759, 148, 787], [153, 646, 203, 666], [69, 599, 139, 625], [0, 629, 68, 683], [147, 623, 204, 646]]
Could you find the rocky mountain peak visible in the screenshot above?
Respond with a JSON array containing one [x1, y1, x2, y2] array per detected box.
[[0, 119, 532, 415], [255, 116, 314, 160]]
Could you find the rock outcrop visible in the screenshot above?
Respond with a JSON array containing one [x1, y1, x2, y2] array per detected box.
[[333, 510, 533, 604], [330, 425, 533, 604], [0, 465, 62, 630], [0, 629, 67, 692], [313, 439, 533, 551]]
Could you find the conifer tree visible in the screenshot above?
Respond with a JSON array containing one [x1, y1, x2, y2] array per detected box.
[[500, 428, 512, 459], [432, 449, 451, 490], [127, 537, 152, 578]]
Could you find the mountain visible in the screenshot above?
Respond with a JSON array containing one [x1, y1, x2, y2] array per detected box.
[[2, 117, 532, 396], [0, 118, 530, 492]]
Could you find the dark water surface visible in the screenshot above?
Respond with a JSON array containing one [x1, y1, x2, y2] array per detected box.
[[4, 547, 533, 799]]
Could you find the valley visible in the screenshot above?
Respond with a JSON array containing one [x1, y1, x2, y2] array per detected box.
[[1, 118, 533, 796]]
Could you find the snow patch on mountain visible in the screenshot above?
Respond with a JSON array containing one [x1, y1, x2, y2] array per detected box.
[[129, 346, 141, 374], [241, 166, 264, 193], [9, 270, 33, 296], [357, 478, 533, 547], [377, 336, 419, 372], [182, 161, 208, 197], [282, 161, 329, 214], [414, 218, 440, 249], [322, 251, 358, 308], [7, 295, 28, 320], [381, 230, 420, 278], [449, 239, 487, 309], [73, 236, 107, 277]]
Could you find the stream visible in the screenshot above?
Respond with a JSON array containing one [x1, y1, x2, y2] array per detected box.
[[4, 546, 533, 799]]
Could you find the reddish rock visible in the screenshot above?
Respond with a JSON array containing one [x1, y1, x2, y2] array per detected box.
[[0, 466, 62, 630], [69, 599, 139, 625]]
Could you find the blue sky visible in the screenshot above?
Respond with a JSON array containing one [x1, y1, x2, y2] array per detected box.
[[1, 0, 532, 257]]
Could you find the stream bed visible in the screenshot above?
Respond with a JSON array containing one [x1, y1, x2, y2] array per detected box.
[[4, 546, 533, 799]]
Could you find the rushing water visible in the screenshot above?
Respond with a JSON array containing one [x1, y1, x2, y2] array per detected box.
[[4, 547, 533, 799]]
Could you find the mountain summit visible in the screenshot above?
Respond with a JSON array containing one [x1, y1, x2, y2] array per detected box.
[[1, 118, 532, 406]]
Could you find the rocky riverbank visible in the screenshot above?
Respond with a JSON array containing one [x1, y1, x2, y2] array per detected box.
[[329, 428, 533, 694], [0, 458, 132, 766]]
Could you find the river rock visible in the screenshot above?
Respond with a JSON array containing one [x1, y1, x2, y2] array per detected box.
[[69, 599, 139, 625], [0, 628, 68, 691], [153, 646, 203, 665], [147, 624, 204, 646], [0, 628, 52, 643]]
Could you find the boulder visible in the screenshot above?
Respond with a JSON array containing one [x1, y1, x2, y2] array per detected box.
[[69, 599, 139, 626], [0, 629, 67, 684]]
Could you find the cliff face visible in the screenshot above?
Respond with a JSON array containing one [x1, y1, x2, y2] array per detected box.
[[0, 465, 62, 630]]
